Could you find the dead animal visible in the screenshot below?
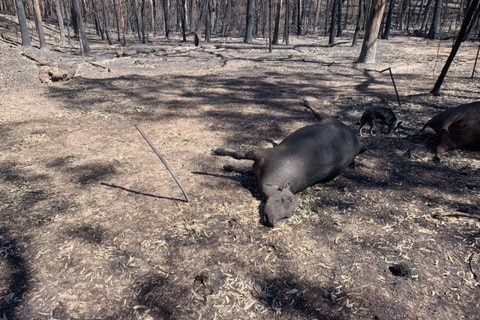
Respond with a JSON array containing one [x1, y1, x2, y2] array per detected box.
[[213, 114, 366, 227], [358, 106, 401, 136], [418, 101, 480, 161]]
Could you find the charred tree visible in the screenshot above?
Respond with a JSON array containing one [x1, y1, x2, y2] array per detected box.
[[427, 0, 442, 39], [71, 0, 90, 55], [162, 0, 171, 38], [283, 0, 290, 45], [272, 0, 282, 45], [431, 0, 480, 95], [33, 0, 47, 49], [356, 0, 387, 63], [15, 0, 31, 46], [54, 0, 67, 46], [381, 0, 394, 39], [244, 0, 255, 43], [329, 0, 339, 44], [101, 0, 113, 44], [352, 0, 364, 46], [178, 0, 187, 42]]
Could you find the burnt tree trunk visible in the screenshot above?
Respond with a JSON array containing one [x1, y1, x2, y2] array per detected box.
[[15, 0, 31, 46], [431, 0, 480, 95], [71, 0, 90, 55], [244, 0, 255, 43], [272, 0, 282, 45], [356, 0, 387, 63], [427, 0, 442, 39], [381, 0, 394, 39], [352, 0, 364, 46], [33, 0, 47, 49]]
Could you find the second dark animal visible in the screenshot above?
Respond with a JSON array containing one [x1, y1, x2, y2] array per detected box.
[[418, 101, 480, 161], [213, 113, 366, 227], [359, 106, 401, 136]]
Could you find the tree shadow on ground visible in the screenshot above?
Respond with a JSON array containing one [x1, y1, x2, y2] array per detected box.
[[0, 229, 29, 320]]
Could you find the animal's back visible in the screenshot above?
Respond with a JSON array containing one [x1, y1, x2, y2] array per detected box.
[[424, 101, 480, 133], [256, 119, 363, 195]]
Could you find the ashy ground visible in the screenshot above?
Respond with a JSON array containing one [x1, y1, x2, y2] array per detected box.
[[0, 14, 479, 320]]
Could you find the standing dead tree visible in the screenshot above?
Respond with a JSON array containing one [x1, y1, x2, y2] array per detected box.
[[356, 0, 387, 63], [431, 0, 480, 95], [15, 0, 31, 46]]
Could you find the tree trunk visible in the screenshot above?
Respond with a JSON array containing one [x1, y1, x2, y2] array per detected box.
[[352, 0, 364, 46], [204, 0, 212, 42], [244, 0, 254, 43], [283, 0, 290, 44], [101, 0, 113, 44], [381, 0, 394, 39], [178, 0, 187, 41], [91, 0, 102, 38], [117, 0, 126, 44], [131, 0, 142, 41], [431, 0, 480, 95], [427, 0, 442, 39], [221, 0, 232, 37], [296, 0, 303, 35], [33, 0, 48, 49], [112, 0, 121, 42], [188, 0, 194, 31], [272, 0, 282, 45], [336, 0, 343, 37], [329, 0, 338, 44], [356, 0, 386, 63], [63, 0, 71, 45], [269, 0, 273, 51], [420, 0, 433, 32], [141, 0, 146, 43], [54, 0, 67, 46], [15, 0, 31, 46], [162, 0, 170, 38], [71, 0, 90, 55]]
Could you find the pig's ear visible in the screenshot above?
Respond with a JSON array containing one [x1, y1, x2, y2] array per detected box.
[[279, 183, 290, 191]]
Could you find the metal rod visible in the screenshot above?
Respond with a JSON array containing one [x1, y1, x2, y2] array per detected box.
[[380, 67, 401, 108], [135, 125, 191, 203]]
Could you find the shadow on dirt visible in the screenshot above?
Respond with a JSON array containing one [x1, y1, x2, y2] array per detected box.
[[0, 229, 28, 320], [67, 162, 118, 185], [67, 224, 105, 244], [100, 182, 186, 201]]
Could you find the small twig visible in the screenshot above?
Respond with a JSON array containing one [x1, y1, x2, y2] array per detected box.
[[468, 253, 478, 282], [86, 61, 108, 69], [432, 212, 480, 221], [135, 125, 191, 203]]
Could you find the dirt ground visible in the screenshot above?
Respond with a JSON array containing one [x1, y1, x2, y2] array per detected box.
[[1, 14, 480, 320]]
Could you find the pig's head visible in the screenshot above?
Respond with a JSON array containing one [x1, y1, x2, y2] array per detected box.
[[262, 185, 297, 227]]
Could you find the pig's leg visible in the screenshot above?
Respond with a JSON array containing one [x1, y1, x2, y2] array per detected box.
[[212, 148, 258, 161]]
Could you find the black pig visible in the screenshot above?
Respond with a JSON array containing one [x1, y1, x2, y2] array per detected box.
[[214, 114, 365, 227]]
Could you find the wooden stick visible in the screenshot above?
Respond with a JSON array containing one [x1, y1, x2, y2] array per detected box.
[[432, 212, 480, 221], [135, 125, 191, 203], [468, 253, 479, 282], [380, 67, 401, 108]]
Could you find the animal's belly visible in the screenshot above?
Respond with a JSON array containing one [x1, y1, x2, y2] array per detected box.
[[257, 155, 345, 196]]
